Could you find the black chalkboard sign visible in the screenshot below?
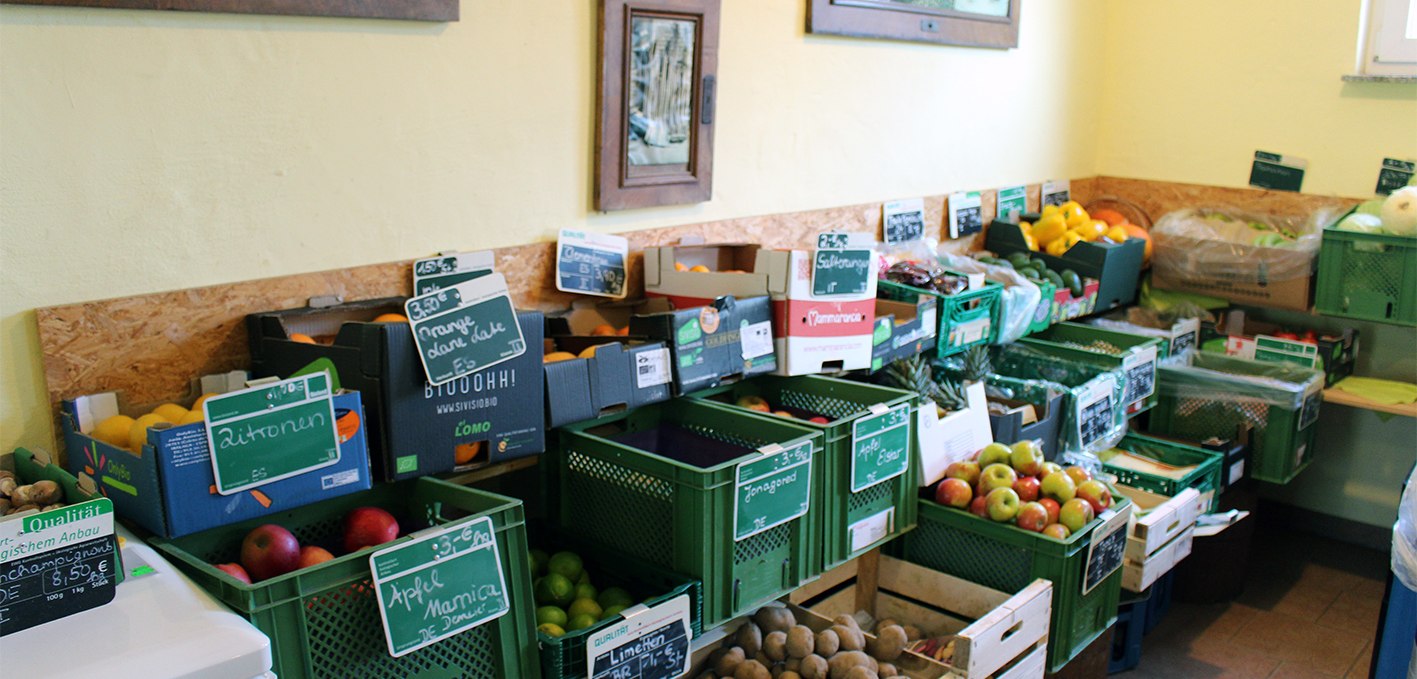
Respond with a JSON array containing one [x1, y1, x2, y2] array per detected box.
[[412, 251, 495, 295], [1076, 380, 1115, 450], [883, 199, 926, 244], [948, 191, 983, 239], [1249, 151, 1306, 192], [1041, 180, 1070, 208], [1083, 505, 1130, 595], [556, 229, 628, 298], [0, 498, 118, 636], [586, 595, 692, 679], [1121, 346, 1158, 406], [1377, 158, 1415, 195]]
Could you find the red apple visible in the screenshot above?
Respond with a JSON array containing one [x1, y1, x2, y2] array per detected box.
[[985, 487, 1021, 523], [1059, 498, 1095, 534], [980, 463, 1018, 493], [1064, 465, 1092, 487], [1012, 476, 1040, 503], [1042, 523, 1071, 540], [1039, 498, 1061, 526], [809, 416, 831, 424], [1009, 440, 1044, 477], [1016, 501, 1049, 532], [344, 507, 400, 554], [736, 395, 771, 412], [968, 495, 989, 518], [977, 443, 1012, 468], [945, 460, 982, 487], [934, 478, 974, 508], [1040, 471, 1077, 503], [299, 545, 336, 568], [215, 562, 252, 584], [1076, 480, 1113, 514], [1039, 461, 1063, 477], [240, 524, 300, 581]]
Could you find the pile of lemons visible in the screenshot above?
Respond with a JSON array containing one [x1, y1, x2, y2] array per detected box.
[[1021, 201, 1130, 257], [89, 393, 217, 453]]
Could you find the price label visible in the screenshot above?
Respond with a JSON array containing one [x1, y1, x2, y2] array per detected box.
[[850, 403, 912, 492], [585, 595, 692, 679], [1299, 385, 1323, 430], [635, 347, 673, 389], [734, 442, 813, 541], [1083, 503, 1131, 595], [1041, 180, 1070, 208], [404, 273, 527, 387], [1249, 151, 1307, 192], [997, 186, 1027, 223], [412, 251, 495, 295], [556, 229, 629, 298], [1376, 158, 1415, 195], [371, 517, 509, 658], [812, 232, 874, 297], [0, 498, 118, 636], [740, 320, 774, 361], [883, 198, 926, 244], [1169, 320, 1200, 355], [1075, 378, 1115, 450], [1121, 345, 1159, 406], [204, 372, 340, 496], [948, 191, 984, 239]]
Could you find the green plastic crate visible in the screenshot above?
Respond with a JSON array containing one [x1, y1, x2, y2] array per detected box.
[[879, 276, 1004, 357], [1027, 277, 1057, 335], [534, 542, 702, 679], [687, 375, 919, 571], [1101, 433, 1224, 511], [151, 478, 539, 679], [1018, 322, 1166, 416], [899, 495, 1132, 673], [1148, 353, 1324, 485], [988, 346, 1129, 455], [549, 399, 823, 628], [1314, 213, 1417, 326]]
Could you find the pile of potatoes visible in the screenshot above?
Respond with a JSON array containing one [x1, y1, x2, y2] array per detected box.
[[0, 471, 65, 516], [695, 606, 909, 679]]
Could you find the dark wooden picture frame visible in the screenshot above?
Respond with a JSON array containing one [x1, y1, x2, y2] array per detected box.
[[808, 0, 1020, 49], [596, 0, 720, 211], [0, 0, 457, 22]]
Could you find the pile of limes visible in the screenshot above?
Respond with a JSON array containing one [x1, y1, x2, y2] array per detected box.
[[529, 549, 637, 638]]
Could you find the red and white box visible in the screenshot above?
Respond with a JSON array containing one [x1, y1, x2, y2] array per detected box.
[[643, 239, 878, 375]]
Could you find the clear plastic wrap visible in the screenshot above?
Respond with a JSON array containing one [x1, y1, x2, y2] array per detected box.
[[1395, 465, 1417, 591], [988, 344, 1130, 458], [1156, 352, 1323, 411], [935, 251, 1042, 345], [1151, 206, 1323, 284]]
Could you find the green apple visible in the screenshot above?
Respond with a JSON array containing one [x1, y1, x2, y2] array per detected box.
[[1039, 461, 1063, 477], [1064, 465, 1092, 487], [980, 463, 1018, 493], [1009, 440, 1044, 476], [1059, 498, 1095, 533], [985, 487, 1021, 522], [1040, 471, 1077, 503], [944, 460, 982, 487], [978, 442, 1012, 468]]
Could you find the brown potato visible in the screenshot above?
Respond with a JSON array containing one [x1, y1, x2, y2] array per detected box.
[[878, 663, 899, 677], [786, 625, 815, 658], [737, 622, 764, 657], [866, 624, 907, 662], [842, 667, 878, 679], [832, 624, 865, 652], [0, 498, 10, 514], [714, 646, 746, 677], [827, 651, 878, 679], [815, 628, 840, 657], [755, 607, 797, 634], [798, 654, 829, 679], [832, 614, 861, 631], [779, 672, 802, 679], [6, 503, 39, 515], [735, 659, 771, 679], [764, 630, 789, 662]]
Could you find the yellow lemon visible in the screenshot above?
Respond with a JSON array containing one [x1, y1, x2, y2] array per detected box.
[[178, 409, 206, 425], [150, 403, 188, 424], [191, 393, 218, 410], [93, 415, 136, 448], [128, 413, 169, 452]]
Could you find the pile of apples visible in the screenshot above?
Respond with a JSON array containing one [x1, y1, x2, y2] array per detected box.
[[735, 395, 831, 424], [214, 506, 400, 584], [932, 441, 1115, 540]]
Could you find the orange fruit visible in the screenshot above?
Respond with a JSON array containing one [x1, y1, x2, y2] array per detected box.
[[1123, 223, 1153, 263], [455, 441, 484, 465], [616, 326, 630, 336], [1091, 208, 1129, 227], [590, 324, 618, 336], [290, 333, 317, 344], [543, 351, 578, 363], [689, 265, 711, 273], [579, 344, 614, 359], [372, 313, 408, 323], [674, 262, 688, 272], [151, 403, 189, 424], [773, 411, 794, 418]]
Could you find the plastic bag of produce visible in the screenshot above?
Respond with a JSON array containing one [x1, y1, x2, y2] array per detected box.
[[987, 344, 1130, 458], [1151, 206, 1322, 285], [936, 251, 1041, 345], [1394, 465, 1417, 591], [1156, 352, 1323, 412]]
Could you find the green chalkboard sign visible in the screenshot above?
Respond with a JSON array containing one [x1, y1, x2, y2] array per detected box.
[[204, 372, 340, 495], [997, 186, 1027, 223], [412, 251, 495, 295], [404, 273, 527, 387], [734, 441, 813, 541], [1249, 151, 1306, 192], [1377, 158, 1415, 195], [812, 248, 874, 297], [371, 516, 510, 658], [850, 403, 912, 493]]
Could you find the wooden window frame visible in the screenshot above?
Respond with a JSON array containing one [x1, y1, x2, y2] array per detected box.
[[807, 0, 1020, 49]]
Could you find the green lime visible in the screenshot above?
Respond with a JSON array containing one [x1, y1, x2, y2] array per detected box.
[[574, 583, 598, 602], [529, 549, 549, 577], [536, 605, 568, 628], [566, 613, 598, 631], [597, 586, 634, 610], [537, 623, 566, 638], [577, 570, 592, 586], [535, 573, 575, 606], [547, 551, 583, 581], [568, 597, 603, 620], [600, 604, 627, 620]]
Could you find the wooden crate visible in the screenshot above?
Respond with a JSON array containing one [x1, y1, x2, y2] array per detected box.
[[1116, 485, 1204, 593]]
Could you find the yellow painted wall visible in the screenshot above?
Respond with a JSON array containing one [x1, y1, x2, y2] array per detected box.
[[1, 2, 1107, 453], [1095, 0, 1417, 197]]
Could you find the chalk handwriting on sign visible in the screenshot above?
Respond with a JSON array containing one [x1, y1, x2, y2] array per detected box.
[[1076, 379, 1115, 451], [1083, 504, 1131, 594], [734, 442, 814, 541], [812, 232, 874, 297], [404, 273, 527, 387], [850, 403, 912, 493], [997, 186, 1027, 223], [883, 198, 927, 244], [412, 251, 495, 295], [948, 191, 984, 239], [0, 498, 117, 636], [371, 516, 510, 658], [1249, 151, 1306, 192], [585, 595, 692, 679], [556, 229, 629, 298], [204, 372, 340, 496], [1376, 158, 1415, 195], [1041, 180, 1070, 208]]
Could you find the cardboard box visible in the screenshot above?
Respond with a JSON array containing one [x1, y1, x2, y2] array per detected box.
[[644, 242, 877, 375], [914, 381, 992, 487], [543, 304, 673, 427], [247, 298, 544, 481], [62, 387, 373, 538], [1051, 277, 1101, 323], [1150, 255, 1313, 311], [989, 391, 1065, 461], [628, 295, 777, 395], [868, 293, 937, 372], [1204, 309, 1357, 386]]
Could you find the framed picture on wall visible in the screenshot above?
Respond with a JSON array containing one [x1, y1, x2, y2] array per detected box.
[[808, 0, 1020, 49], [596, 0, 721, 211]]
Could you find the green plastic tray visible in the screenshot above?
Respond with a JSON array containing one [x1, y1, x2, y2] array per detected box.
[[687, 375, 919, 571], [898, 495, 1131, 673], [1101, 433, 1224, 511], [548, 399, 823, 628], [1314, 212, 1417, 326], [879, 276, 1004, 357], [151, 478, 539, 679], [1018, 322, 1166, 415]]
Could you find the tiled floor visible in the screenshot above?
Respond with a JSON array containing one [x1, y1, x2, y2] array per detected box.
[[1125, 525, 1389, 678]]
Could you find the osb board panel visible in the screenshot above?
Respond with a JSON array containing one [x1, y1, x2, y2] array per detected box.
[[1090, 176, 1359, 224]]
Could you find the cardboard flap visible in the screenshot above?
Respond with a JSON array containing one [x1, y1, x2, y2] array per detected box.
[[71, 392, 120, 434]]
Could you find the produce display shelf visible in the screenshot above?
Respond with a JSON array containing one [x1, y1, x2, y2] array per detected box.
[[1322, 382, 1417, 418]]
